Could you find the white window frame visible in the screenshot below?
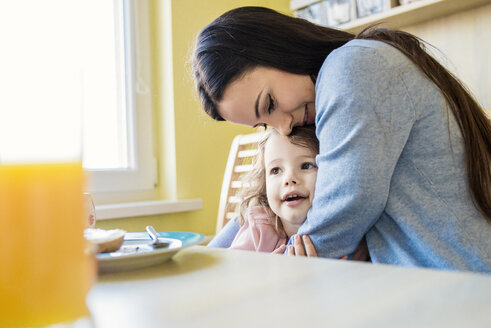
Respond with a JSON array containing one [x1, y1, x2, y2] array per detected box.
[[87, 0, 157, 203]]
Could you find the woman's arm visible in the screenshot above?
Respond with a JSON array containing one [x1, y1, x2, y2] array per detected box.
[[298, 40, 416, 258]]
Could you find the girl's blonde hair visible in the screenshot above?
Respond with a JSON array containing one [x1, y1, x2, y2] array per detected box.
[[238, 125, 319, 229]]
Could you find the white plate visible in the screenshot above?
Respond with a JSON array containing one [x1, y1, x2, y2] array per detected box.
[[96, 231, 205, 273]]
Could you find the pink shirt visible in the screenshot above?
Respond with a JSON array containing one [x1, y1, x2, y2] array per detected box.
[[229, 206, 287, 252]]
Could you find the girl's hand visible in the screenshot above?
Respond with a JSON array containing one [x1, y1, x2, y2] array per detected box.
[[272, 244, 286, 254], [287, 234, 317, 257]]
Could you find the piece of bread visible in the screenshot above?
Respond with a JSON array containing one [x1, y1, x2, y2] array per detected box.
[[84, 228, 126, 253]]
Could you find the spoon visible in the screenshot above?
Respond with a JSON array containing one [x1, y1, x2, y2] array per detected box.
[[146, 225, 169, 248]]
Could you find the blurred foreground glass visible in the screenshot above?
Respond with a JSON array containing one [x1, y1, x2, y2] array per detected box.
[[0, 1, 95, 327]]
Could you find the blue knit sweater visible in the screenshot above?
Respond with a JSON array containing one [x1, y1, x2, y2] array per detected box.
[[210, 39, 491, 272]]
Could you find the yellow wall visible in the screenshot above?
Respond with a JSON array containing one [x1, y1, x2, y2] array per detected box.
[[97, 0, 291, 235]]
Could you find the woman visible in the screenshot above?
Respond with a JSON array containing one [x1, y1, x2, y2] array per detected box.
[[193, 7, 491, 271]]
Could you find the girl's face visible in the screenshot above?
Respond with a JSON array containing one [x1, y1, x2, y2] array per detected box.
[[218, 67, 316, 136], [263, 133, 318, 231]]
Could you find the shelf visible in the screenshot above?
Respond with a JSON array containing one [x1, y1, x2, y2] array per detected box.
[[292, 0, 491, 34], [291, 0, 319, 10]]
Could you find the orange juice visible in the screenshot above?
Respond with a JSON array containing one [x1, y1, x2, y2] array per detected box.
[[0, 163, 94, 327]]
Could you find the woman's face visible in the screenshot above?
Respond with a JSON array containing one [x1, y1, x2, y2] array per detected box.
[[218, 67, 316, 136]]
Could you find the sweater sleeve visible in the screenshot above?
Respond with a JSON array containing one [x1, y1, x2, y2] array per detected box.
[[207, 216, 240, 248], [297, 42, 416, 258]]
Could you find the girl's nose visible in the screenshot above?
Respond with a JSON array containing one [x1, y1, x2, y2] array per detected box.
[[283, 172, 297, 186], [283, 179, 296, 186]]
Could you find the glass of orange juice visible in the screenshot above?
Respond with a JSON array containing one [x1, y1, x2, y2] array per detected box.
[[0, 2, 95, 326], [0, 163, 95, 327]]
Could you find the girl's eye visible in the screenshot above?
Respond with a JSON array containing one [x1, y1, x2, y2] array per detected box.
[[267, 94, 275, 114], [270, 167, 280, 175], [301, 162, 316, 170]]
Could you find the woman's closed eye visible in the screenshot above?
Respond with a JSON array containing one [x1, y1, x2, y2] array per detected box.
[[301, 162, 316, 170], [254, 94, 275, 129], [267, 94, 275, 114]]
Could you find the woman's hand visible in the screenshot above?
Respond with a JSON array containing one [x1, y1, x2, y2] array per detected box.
[[273, 234, 317, 257]]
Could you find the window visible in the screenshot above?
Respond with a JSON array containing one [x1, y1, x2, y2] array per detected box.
[[1, 0, 156, 204], [81, 0, 156, 199], [82, 1, 131, 171]]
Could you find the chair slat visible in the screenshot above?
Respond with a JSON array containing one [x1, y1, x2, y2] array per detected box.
[[216, 131, 264, 234], [228, 196, 242, 204], [238, 133, 263, 145], [234, 164, 253, 173], [238, 149, 259, 158]]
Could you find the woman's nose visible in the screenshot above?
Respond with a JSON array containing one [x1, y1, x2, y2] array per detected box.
[[277, 125, 292, 136], [271, 113, 292, 136], [276, 121, 292, 136]]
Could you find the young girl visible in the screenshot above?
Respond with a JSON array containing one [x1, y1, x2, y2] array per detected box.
[[229, 126, 368, 259]]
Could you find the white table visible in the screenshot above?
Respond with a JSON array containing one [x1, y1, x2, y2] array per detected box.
[[88, 246, 491, 328]]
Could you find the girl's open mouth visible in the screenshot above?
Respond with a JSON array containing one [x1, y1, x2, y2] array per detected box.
[[284, 194, 307, 207]]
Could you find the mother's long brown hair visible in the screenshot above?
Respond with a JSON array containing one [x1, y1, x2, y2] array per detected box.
[[192, 6, 491, 220]]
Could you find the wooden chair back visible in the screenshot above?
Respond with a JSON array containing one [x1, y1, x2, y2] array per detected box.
[[216, 132, 264, 234]]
